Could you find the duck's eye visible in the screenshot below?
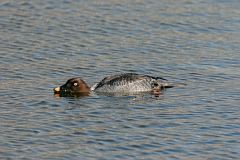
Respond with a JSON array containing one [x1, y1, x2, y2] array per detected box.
[[73, 82, 78, 86]]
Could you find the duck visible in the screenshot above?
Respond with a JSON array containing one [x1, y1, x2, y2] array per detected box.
[[53, 73, 174, 97]]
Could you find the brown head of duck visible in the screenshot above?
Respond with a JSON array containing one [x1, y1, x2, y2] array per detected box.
[[53, 78, 91, 97]]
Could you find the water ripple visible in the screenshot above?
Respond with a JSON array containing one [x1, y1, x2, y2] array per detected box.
[[1, 0, 240, 159]]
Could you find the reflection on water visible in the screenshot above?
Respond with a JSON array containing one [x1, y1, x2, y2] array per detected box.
[[1, 0, 240, 159]]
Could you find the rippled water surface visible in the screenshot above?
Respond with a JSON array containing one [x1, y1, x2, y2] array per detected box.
[[1, 0, 240, 159]]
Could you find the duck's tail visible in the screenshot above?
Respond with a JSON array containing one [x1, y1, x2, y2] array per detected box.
[[154, 76, 186, 89], [162, 82, 186, 89]]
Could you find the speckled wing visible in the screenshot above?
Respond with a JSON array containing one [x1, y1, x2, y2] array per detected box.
[[92, 73, 167, 93]]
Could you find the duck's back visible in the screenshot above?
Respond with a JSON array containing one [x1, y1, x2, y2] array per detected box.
[[92, 73, 169, 93]]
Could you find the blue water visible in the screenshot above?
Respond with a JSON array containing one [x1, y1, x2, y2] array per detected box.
[[1, 0, 240, 159]]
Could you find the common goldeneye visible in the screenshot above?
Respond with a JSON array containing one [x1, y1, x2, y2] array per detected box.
[[53, 73, 174, 97]]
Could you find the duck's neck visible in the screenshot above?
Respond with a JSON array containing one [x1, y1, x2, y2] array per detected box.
[[79, 81, 91, 93]]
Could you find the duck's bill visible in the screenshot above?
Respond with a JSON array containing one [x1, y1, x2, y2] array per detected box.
[[53, 87, 90, 97], [53, 87, 61, 94]]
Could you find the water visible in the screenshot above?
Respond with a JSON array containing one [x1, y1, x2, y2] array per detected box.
[[1, 0, 240, 159]]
